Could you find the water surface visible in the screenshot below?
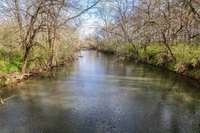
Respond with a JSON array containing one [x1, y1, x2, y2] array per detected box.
[[0, 50, 200, 133]]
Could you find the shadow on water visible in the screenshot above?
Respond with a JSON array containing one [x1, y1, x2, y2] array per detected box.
[[0, 64, 74, 98], [0, 50, 200, 133]]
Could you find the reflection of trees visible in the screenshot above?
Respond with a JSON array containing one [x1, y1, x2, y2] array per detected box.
[[130, 62, 200, 113], [0, 86, 19, 100]]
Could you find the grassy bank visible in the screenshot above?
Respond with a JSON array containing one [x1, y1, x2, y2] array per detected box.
[[96, 43, 200, 81], [0, 22, 80, 88], [0, 47, 78, 104], [0, 47, 78, 88]]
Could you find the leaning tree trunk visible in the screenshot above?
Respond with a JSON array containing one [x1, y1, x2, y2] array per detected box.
[[162, 32, 176, 61]]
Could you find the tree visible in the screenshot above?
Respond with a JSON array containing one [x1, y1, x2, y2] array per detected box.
[[0, 0, 102, 74]]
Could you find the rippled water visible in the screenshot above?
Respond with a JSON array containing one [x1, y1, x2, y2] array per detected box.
[[0, 50, 200, 133]]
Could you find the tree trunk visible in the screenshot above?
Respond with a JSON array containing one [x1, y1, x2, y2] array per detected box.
[[21, 47, 30, 74], [47, 25, 56, 69], [162, 32, 176, 61]]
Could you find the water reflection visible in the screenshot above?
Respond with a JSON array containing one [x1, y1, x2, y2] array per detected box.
[[0, 50, 200, 133]]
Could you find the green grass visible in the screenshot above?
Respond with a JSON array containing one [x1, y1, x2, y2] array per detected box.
[[0, 49, 22, 73], [0, 61, 20, 72], [97, 43, 117, 54], [139, 43, 200, 67], [142, 43, 200, 79], [172, 44, 200, 66], [117, 43, 137, 56]]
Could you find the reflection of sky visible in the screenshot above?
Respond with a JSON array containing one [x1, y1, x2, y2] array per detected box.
[[76, 51, 106, 75]]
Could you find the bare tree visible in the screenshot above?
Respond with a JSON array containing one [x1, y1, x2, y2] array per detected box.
[[1, 0, 102, 73]]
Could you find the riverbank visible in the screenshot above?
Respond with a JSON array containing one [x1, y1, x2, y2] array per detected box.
[[0, 52, 77, 88], [0, 57, 79, 105], [95, 43, 200, 82]]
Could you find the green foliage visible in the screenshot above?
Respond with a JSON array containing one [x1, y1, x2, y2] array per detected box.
[[97, 41, 117, 54], [0, 24, 22, 73], [0, 23, 78, 73], [145, 43, 200, 78], [99, 41, 200, 79], [28, 39, 77, 70], [188, 69, 200, 79], [0, 50, 22, 73], [139, 43, 167, 65], [117, 43, 136, 57], [155, 52, 173, 66], [138, 43, 200, 70], [172, 44, 200, 65]]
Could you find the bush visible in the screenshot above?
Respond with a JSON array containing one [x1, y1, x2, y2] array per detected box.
[[172, 44, 200, 65], [191, 58, 200, 68], [97, 41, 117, 54], [117, 43, 138, 58], [0, 50, 22, 73], [155, 52, 173, 67]]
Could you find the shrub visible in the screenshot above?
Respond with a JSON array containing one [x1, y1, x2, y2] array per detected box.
[[155, 52, 173, 67], [117, 43, 137, 58]]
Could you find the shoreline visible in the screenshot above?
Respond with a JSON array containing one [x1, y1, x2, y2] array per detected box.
[[96, 49, 200, 83], [3, 55, 76, 86], [0, 54, 77, 103]]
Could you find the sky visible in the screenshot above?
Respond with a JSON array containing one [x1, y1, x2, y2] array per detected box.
[[78, 13, 103, 39], [75, 0, 104, 40], [76, 0, 138, 40], [0, 0, 137, 40]]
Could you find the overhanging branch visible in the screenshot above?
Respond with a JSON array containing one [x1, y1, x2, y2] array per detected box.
[[60, 0, 101, 26]]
